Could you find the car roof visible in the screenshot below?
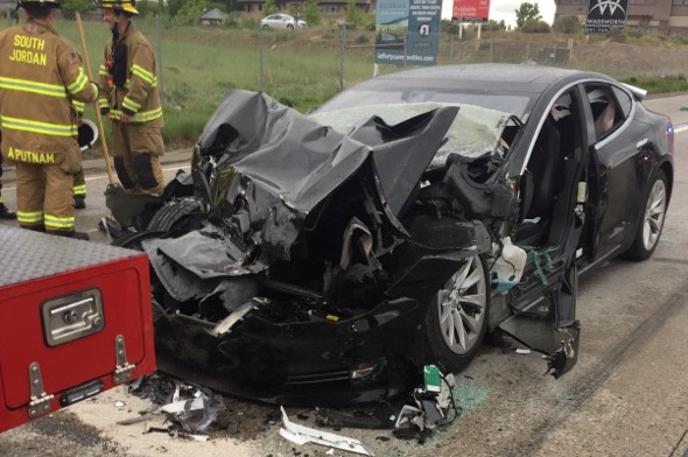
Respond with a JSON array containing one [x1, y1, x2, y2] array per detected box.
[[354, 64, 606, 95]]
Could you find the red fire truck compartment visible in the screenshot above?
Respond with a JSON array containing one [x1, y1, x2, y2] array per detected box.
[[0, 225, 156, 433]]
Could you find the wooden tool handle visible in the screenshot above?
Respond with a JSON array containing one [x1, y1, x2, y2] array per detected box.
[[75, 12, 115, 186]]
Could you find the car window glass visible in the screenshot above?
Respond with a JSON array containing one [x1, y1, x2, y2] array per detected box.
[[585, 84, 626, 141], [612, 86, 633, 118]]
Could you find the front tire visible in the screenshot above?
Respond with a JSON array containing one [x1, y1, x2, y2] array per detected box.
[[625, 169, 668, 260], [287, 24, 294, 30], [425, 254, 489, 372]]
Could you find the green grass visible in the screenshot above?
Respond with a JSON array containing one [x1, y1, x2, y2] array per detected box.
[[622, 75, 688, 94]]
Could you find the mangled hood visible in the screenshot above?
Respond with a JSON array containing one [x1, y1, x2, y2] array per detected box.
[[188, 90, 459, 263], [310, 102, 514, 167]]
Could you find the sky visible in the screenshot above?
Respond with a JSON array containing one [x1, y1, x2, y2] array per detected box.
[[440, 0, 557, 27]]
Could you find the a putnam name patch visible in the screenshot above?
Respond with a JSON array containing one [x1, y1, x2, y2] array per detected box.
[[6, 146, 55, 164]]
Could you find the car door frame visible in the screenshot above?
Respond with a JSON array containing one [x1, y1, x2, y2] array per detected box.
[[580, 81, 646, 264]]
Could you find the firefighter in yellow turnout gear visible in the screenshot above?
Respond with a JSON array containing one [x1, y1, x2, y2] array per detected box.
[[0, 153, 17, 219], [0, 0, 97, 238], [97, 0, 164, 194]]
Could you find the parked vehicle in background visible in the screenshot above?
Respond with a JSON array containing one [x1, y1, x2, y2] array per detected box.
[[260, 14, 307, 30]]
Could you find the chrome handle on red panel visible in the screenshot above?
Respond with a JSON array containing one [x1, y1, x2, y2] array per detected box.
[[41, 289, 105, 347]]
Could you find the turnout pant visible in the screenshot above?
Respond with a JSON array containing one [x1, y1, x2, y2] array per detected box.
[[73, 167, 86, 198], [15, 162, 75, 233], [0, 153, 4, 205], [112, 122, 164, 194]]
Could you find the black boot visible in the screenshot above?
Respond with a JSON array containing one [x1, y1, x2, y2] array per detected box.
[[74, 195, 86, 210], [0, 203, 16, 220]]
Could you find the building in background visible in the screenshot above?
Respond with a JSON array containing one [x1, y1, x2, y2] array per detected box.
[[199, 7, 228, 25], [555, 0, 688, 32]]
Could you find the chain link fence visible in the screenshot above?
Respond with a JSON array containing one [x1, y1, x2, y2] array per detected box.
[[5, 11, 688, 147]]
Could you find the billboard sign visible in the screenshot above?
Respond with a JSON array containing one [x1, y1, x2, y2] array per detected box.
[[375, 0, 441, 66], [452, 0, 490, 23], [585, 0, 628, 34]]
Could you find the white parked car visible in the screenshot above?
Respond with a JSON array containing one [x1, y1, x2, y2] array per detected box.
[[260, 14, 307, 30]]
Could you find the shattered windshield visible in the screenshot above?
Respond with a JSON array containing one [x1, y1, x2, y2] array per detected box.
[[310, 102, 513, 168]]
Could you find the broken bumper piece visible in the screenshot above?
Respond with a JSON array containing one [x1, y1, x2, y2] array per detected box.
[[280, 406, 375, 456], [498, 317, 580, 379], [153, 297, 429, 406]]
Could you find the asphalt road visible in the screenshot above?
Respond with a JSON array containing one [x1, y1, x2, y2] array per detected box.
[[1, 95, 688, 457]]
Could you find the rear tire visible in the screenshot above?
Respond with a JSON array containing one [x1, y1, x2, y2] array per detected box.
[[624, 169, 668, 261], [425, 254, 489, 372]]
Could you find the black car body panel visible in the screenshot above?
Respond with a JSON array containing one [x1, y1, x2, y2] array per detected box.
[[108, 64, 673, 405]]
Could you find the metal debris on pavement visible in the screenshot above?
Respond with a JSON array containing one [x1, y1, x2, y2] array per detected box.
[[392, 365, 461, 444], [119, 374, 225, 438], [279, 406, 375, 456]]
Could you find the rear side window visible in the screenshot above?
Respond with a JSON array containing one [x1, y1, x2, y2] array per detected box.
[[585, 84, 628, 141], [612, 86, 633, 118]]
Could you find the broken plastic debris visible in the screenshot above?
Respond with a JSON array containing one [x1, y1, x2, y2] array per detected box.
[[187, 434, 209, 442], [159, 397, 205, 414], [120, 375, 224, 436], [279, 406, 375, 456], [115, 400, 126, 410], [207, 300, 255, 337], [393, 366, 461, 443]]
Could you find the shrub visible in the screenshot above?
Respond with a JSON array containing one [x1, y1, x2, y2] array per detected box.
[[483, 19, 506, 31], [553, 15, 581, 34], [175, 0, 207, 25], [345, 0, 364, 28], [303, 0, 321, 25], [521, 19, 551, 33], [441, 20, 460, 35], [263, 0, 277, 16], [354, 33, 369, 44], [288, 3, 302, 17]]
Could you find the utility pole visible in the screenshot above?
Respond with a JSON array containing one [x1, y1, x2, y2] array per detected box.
[[339, 23, 346, 91]]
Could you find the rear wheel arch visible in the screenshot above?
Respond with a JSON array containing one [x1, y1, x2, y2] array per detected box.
[[659, 160, 673, 203]]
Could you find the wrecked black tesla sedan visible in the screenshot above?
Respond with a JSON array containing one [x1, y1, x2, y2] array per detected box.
[[112, 64, 673, 405]]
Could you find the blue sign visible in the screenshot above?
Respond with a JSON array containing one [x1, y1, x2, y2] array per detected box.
[[375, 0, 441, 66]]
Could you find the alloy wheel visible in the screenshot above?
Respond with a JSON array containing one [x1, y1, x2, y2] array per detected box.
[[437, 255, 487, 355], [642, 179, 667, 251]]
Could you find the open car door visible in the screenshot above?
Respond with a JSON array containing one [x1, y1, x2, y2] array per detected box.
[[497, 85, 593, 378]]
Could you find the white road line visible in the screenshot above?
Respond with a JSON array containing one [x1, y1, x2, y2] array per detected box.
[[674, 125, 688, 134], [2, 164, 189, 192]]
